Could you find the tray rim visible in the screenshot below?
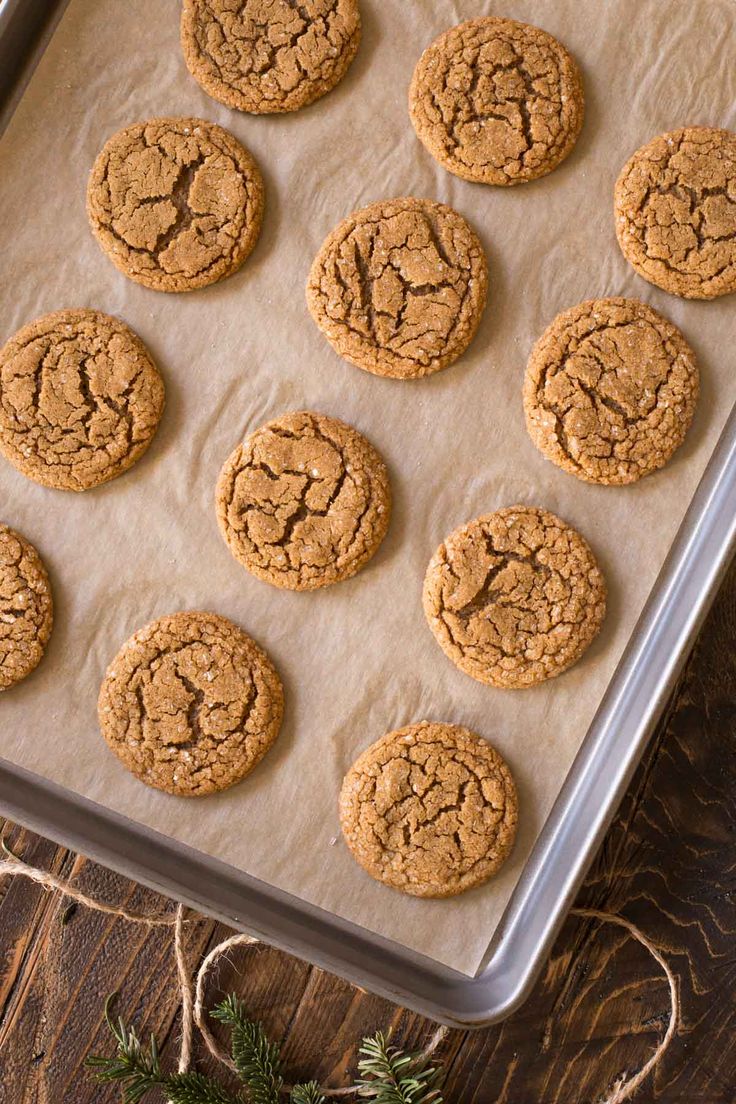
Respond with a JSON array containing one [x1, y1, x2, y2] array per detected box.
[[2, 0, 736, 1028]]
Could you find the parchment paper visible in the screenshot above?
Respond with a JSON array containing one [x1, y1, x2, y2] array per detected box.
[[1, 0, 735, 976]]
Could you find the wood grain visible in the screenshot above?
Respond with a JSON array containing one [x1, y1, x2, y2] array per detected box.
[[1, 556, 735, 1103]]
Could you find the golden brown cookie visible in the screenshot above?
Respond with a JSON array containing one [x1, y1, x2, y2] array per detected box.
[[98, 611, 283, 797], [87, 117, 264, 292], [0, 310, 164, 492], [409, 17, 584, 186], [423, 507, 606, 689], [614, 127, 736, 299], [216, 411, 390, 590], [181, 0, 361, 114], [339, 721, 517, 898], [524, 298, 699, 485], [0, 525, 53, 691], [306, 197, 487, 379]]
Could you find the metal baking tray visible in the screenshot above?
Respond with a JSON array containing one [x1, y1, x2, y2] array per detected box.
[[2, 0, 736, 1027]]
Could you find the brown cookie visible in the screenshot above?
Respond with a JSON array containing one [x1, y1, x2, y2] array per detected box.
[[614, 127, 736, 299], [87, 117, 264, 293], [409, 17, 584, 186], [98, 611, 283, 797], [423, 507, 606, 689], [339, 721, 517, 898], [216, 411, 390, 590], [306, 197, 488, 379], [524, 298, 699, 485], [0, 310, 164, 492], [0, 525, 53, 691], [181, 0, 361, 115]]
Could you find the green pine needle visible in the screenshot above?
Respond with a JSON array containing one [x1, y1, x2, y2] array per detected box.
[[356, 1032, 444, 1104], [86, 993, 448, 1104], [289, 1082, 327, 1104], [86, 995, 244, 1104], [85, 995, 165, 1104], [164, 1072, 244, 1104], [211, 995, 283, 1104]]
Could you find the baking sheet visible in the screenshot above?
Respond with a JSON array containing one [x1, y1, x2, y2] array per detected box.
[[1, 0, 735, 976]]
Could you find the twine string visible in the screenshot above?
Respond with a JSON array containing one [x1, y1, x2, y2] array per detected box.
[[193, 930, 259, 1072], [0, 857, 178, 927], [175, 904, 194, 1074], [570, 907, 679, 1104], [0, 852, 678, 1103]]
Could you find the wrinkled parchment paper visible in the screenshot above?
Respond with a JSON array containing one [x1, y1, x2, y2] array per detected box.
[[1, 0, 735, 976]]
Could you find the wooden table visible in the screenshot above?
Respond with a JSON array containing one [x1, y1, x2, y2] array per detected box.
[[1, 552, 735, 1104]]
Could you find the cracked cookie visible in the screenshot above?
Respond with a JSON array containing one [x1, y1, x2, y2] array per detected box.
[[615, 127, 736, 299], [181, 0, 361, 114], [0, 525, 53, 691], [409, 17, 584, 186], [423, 507, 606, 689], [98, 611, 283, 797], [87, 117, 264, 292], [306, 197, 487, 379], [0, 309, 164, 492], [524, 298, 699, 485], [216, 411, 390, 590], [339, 721, 517, 898]]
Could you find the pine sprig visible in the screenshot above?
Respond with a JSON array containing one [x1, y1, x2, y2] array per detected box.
[[85, 996, 165, 1104], [87, 993, 447, 1104], [163, 1072, 244, 1104], [289, 1082, 327, 1104], [356, 1032, 444, 1104], [86, 996, 244, 1104], [211, 995, 283, 1104]]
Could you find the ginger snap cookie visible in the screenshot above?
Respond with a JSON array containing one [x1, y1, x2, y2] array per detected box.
[[615, 127, 736, 299], [0, 525, 53, 691], [423, 507, 606, 690], [0, 310, 164, 492], [409, 17, 584, 187], [524, 298, 699, 485], [87, 117, 264, 292], [339, 721, 517, 898], [306, 197, 487, 379], [98, 611, 283, 797], [181, 0, 361, 115], [216, 411, 390, 591]]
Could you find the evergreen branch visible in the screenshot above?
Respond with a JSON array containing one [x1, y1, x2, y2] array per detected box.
[[86, 994, 449, 1104], [86, 996, 245, 1104], [211, 995, 283, 1104], [85, 995, 165, 1104], [164, 1072, 245, 1104], [289, 1082, 327, 1104], [355, 1033, 444, 1104]]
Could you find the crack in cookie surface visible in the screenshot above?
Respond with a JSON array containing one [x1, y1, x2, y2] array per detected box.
[[0, 310, 164, 492], [339, 721, 517, 897], [98, 611, 283, 796], [524, 298, 699, 485], [0, 525, 53, 691], [409, 17, 584, 186], [87, 117, 264, 292], [423, 507, 606, 689], [216, 411, 390, 590], [615, 127, 736, 299], [306, 198, 488, 379], [181, 0, 361, 114]]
